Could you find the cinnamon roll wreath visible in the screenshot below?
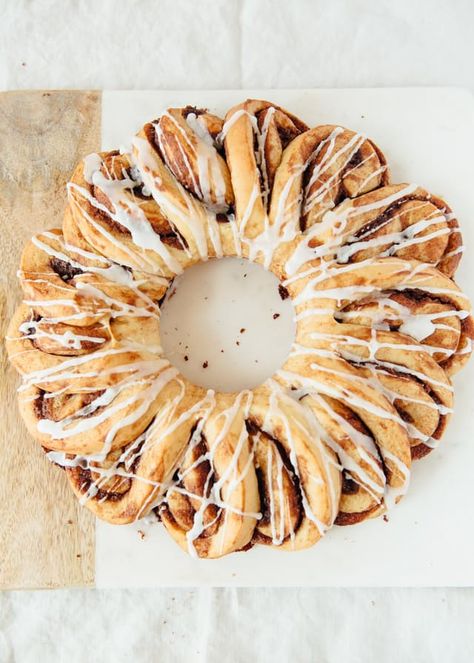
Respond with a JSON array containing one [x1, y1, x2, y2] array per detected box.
[[7, 100, 473, 558]]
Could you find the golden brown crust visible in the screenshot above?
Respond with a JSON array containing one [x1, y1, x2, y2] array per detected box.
[[68, 151, 190, 276], [269, 125, 389, 235], [156, 107, 234, 211], [160, 392, 260, 558], [247, 386, 341, 550], [223, 99, 309, 243], [5, 98, 473, 555]]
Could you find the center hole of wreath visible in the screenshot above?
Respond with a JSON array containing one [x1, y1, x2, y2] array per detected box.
[[160, 258, 296, 392]]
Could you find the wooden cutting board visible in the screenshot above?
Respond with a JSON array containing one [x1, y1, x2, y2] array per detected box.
[[2, 88, 474, 590], [0, 90, 100, 589]]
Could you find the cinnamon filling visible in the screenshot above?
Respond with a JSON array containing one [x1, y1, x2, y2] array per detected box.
[[256, 108, 304, 149], [246, 419, 303, 544], [316, 396, 383, 515], [159, 230, 189, 250], [337, 289, 465, 363], [73, 465, 130, 502], [342, 475, 360, 495], [161, 432, 222, 545], [34, 390, 105, 422], [276, 124, 300, 149], [50, 257, 83, 282], [158, 130, 199, 197], [69, 433, 148, 503], [346, 357, 446, 457], [352, 195, 420, 240], [87, 190, 188, 249], [400, 288, 457, 308], [182, 105, 207, 118], [22, 311, 41, 337], [336, 501, 381, 526], [147, 121, 225, 210], [344, 149, 363, 172], [278, 284, 289, 300]]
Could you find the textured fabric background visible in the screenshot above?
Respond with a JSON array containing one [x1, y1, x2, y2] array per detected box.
[[1, 1, 473, 661]]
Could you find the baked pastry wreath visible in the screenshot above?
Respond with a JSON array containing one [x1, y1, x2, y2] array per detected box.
[[6, 99, 473, 558]]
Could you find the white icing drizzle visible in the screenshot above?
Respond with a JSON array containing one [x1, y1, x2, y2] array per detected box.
[[10, 102, 473, 556], [131, 135, 213, 262], [158, 110, 229, 213], [68, 171, 183, 275]]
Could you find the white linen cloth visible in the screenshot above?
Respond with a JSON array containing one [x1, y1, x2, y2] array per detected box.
[[1, 1, 473, 661]]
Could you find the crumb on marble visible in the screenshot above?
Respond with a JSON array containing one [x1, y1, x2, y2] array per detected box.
[[278, 285, 289, 300]]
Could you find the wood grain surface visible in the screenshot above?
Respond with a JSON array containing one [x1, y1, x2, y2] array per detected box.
[[0, 90, 101, 589]]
